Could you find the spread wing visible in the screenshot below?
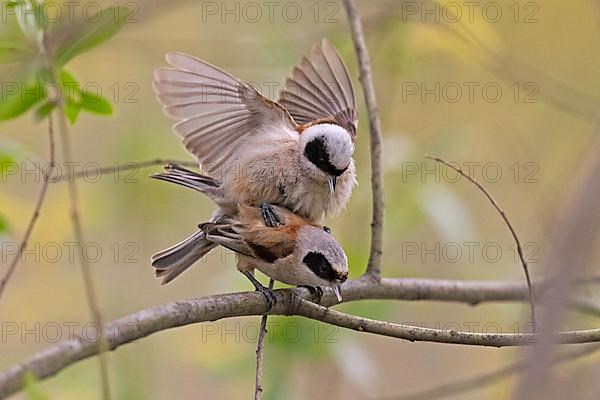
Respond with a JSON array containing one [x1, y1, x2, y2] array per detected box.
[[154, 52, 297, 176], [278, 39, 357, 139]]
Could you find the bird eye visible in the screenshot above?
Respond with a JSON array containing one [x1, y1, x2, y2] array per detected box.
[[323, 226, 331, 234], [303, 252, 336, 280]]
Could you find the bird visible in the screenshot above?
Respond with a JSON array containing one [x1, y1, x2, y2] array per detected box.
[[151, 39, 357, 284], [201, 202, 348, 306], [152, 164, 348, 304], [149, 163, 340, 289], [152, 38, 358, 223]]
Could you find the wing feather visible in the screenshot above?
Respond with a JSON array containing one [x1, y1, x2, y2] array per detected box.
[[154, 52, 296, 176], [279, 39, 357, 138]]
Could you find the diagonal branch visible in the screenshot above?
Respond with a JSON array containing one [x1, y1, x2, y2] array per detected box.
[[54, 103, 111, 400], [1, 276, 599, 399], [390, 344, 600, 400], [0, 115, 56, 299], [254, 278, 274, 400], [343, 0, 385, 280], [54, 158, 196, 182], [426, 155, 536, 324]]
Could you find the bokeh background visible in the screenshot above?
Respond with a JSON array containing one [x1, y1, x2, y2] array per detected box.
[[2, 0, 600, 399]]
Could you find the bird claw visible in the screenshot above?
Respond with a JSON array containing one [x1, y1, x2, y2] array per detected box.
[[298, 285, 324, 305], [260, 203, 282, 228], [256, 285, 277, 312], [243, 271, 276, 312]]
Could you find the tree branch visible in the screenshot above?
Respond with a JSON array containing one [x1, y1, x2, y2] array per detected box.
[[54, 100, 111, 400], [54, 158, 196, 182], [1, 276, 598, 399], [427, 154, 536, 324], [254, 279, 274, 400], [390, 344, 600, 400], [0, 115, 56, 299], [343, 0, 385, 280]]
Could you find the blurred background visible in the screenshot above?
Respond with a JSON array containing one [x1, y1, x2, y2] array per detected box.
[[2, 0, 600, 399]]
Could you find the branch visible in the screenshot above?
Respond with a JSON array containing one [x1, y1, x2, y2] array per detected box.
[[254, 279, 274, 400], [390, 344, 600, 400], [54, 101, 111, 400], [426, 155, 536, 324], [343, 0, 385, 280], [54, 158, 196, 182], [513, 124, 600, 399], [0, 115, 56, 299], [1, 276, 598, 399]]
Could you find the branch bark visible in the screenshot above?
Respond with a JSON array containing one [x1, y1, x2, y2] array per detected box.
[[0, 115, 55, 299], [392, 344, 600, 400], [426, 155, 536, 324], [54, 102, 112, 400], [254, 279, 274, 400], [343, 0, 385, 279], [54, 158, 196, 182], [1, 276, 598, 399]]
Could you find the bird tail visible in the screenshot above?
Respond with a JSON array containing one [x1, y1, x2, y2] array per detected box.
[[151, 163, 220, 197], [151, 229, 218, 284], [150, 164, 224, 284]]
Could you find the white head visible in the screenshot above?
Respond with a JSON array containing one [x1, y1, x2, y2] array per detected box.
[[299, 123, 354, 191], [297, 225, 349, 301]]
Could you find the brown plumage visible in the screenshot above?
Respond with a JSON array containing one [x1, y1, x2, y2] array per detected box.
[[200, 204, 348, 296]]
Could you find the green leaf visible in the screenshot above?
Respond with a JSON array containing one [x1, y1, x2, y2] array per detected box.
[[34, 101, 56, 121], [81, 89, 112, 115], [0, 212, 9, 234], [0, 137, 27, 176], [23, 371, 50, 400], [51, 5, 130, 66], [59, 69, 81, 102], [57, 68, 81, 124], [0, 42, 34, 64], [0, 80, 44, 121], [65, 101, 81, 124]]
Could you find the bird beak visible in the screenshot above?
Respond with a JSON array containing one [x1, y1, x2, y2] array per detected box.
[[330, 281, 343, 303], [328, 176, 337, 194]]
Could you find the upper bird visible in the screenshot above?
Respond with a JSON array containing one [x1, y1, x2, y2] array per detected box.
[[153, 39, 358, 223]]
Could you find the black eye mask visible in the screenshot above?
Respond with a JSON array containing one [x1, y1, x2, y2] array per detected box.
[[303, 251, 336, 281], [304, 137, 348, 177]]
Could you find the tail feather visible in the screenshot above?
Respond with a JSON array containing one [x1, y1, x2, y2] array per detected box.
[[150, 164, 224, 284], [151, 230, 217, 284], [152, 163, 221, 195]]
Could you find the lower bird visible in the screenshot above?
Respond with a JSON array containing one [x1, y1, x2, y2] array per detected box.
[[151, 164, 348, 304]]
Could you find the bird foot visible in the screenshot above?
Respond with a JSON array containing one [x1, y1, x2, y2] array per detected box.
[[298, 285, 324, 305], [243, 271, 277, 312], [260, 203, 282, 228]]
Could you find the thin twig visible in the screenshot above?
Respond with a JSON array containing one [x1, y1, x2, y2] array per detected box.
[[426, 154, 536, 324], [2, 276, 600, 398], [388, 344, 600, 400], [39, 29, 111, 398], [254, 278, 274, 400], [343, 0, 385, 280], [0, 115, 56, 299], [54, 158, 196, 182], [54, 108, 111, 400]]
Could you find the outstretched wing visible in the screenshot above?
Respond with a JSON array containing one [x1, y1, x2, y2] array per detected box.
[[154, 52, 297, 176], [278, 39, 357, 139]]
